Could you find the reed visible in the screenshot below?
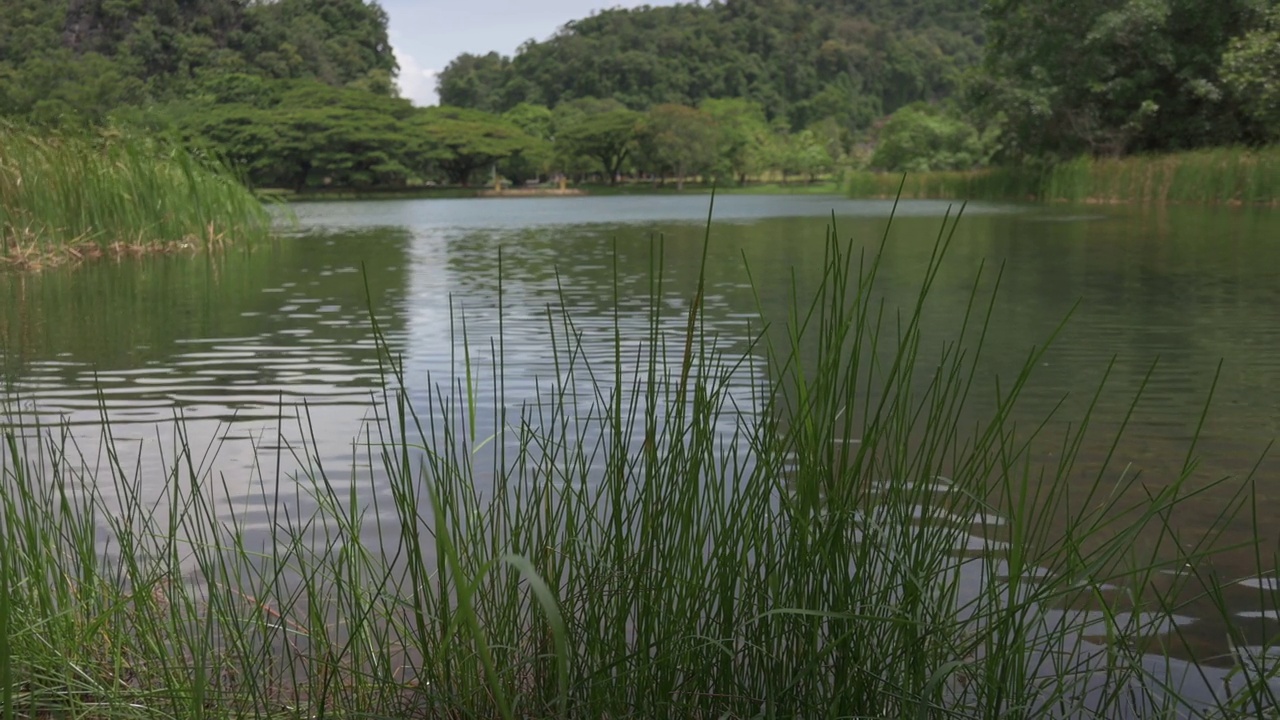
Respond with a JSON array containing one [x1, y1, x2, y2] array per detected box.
[[849, 147, 1280, 205], [1, 206, 1275, 718], [0, 125, 270, 270]]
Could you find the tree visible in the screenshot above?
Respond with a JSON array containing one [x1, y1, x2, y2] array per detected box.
[[0, 50, 146, 125], [437, 52, 515, 112], [791, 129, 837, 182], [978, 0, 1265, 159], [500, 103, 555, 185], [869, 103, 986, 172], [184, 101, 414, 190], [407, 107, 537, 185], [555, 109, 641, 184], [701, 98, 773, 184], [240, 0, 398, 89], [636, 104, 720, 190], [1220, 6, 1280, 143], [275, 80, 414, 119], [502, 102, 554, 141]]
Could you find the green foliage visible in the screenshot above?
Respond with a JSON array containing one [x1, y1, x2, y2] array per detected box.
[[700, 98, 774, 184], [436, 0, 983, 131], [635, 104, 720, 188], [436, 52, 514, 113], [0, 50, 147, 126], [502, 102, 554, 140], [497, 104, 555, 185], [977, 0, 1269, 160], [1220, 6, 1280, 143], [408, 106, 540, 186], [0, 0, 398, 126], [555, 108, 642, 184], [869, 103, 989, 172], [788, 129, 840, 181], [173, 80, 419, 190], [0, 125, 270, 267]]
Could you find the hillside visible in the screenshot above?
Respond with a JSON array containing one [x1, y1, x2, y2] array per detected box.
[[0, 0, 397, 124], [436, 0, 984, 130]]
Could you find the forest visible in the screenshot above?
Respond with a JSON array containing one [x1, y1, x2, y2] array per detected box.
[[1, 0, 1278, 191]]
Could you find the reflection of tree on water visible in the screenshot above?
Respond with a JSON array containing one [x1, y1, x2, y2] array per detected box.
[[0, 228, 417, 550], [0, 228, 414, 403]]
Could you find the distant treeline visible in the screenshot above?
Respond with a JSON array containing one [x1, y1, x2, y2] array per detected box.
[[162, 84, 846, 190], [4, 0, 1280, 195]]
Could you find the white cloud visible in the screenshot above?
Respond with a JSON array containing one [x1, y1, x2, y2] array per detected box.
[[393, 44, 438, 107]]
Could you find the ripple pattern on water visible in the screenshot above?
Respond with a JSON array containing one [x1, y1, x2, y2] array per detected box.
[[3, 198, 1279, 670]]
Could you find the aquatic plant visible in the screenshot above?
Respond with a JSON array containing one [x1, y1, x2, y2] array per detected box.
[[1, 204, 1275, 718], [0, 125, 271, 270]]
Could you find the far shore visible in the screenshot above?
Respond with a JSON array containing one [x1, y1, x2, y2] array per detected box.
[[265, 179, 845, 202]]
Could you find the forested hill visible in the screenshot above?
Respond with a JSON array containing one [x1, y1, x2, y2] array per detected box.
[[0, 0, 397, 124], [436, 0, 984, 131]]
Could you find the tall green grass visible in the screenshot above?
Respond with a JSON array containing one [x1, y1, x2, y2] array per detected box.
[[849, 147, 1280, 205], [0, 125, 270, 269], [1, 207, 1276, 718]]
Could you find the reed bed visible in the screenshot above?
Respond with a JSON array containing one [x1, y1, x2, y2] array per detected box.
[[1, 207, 1276, 718], [0, 126, 270, 270], [849, 147, 1280, 205]]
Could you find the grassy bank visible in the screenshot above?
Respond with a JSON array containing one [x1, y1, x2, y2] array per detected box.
[[848, 147, 1280, 205], [2, 209, 1276, 718], [0, 127, 270, 270]]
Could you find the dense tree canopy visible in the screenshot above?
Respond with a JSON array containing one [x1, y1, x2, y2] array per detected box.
[[0, 0, 397, 124], [635, 104, 720, 189], [436, 0, 985, 132], [1219, 5, 1280, 143], [868, 103, 987, 172], [407, 107, 540, 186], [975, 0, 1274, 160], [555, 108, 643, 185]]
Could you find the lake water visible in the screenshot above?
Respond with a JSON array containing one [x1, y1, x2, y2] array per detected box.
[[2, 194, 1278, 669]]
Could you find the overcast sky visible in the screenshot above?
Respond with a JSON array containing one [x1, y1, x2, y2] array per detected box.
[[380, 0, 684, 106]]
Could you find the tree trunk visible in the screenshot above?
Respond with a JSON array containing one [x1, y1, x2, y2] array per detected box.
[[293, 160, 312, 193]]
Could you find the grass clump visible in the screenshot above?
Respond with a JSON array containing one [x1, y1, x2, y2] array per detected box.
[[1, 205, 1276, 718], [0, 125, 271, 270], [849, 147, 1280, 205]]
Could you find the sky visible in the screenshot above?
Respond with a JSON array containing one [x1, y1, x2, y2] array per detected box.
[[380, 0, 684, 106]]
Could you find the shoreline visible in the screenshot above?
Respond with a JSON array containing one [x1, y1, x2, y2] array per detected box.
[[1, 233, 246, 272], [272, 180, 845, 202]]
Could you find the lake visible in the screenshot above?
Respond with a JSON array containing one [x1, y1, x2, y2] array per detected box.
[[2, 194, 1277, 667]]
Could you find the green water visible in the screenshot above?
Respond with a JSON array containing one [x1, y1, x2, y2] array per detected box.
[[2, 194, 1278, 658]]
